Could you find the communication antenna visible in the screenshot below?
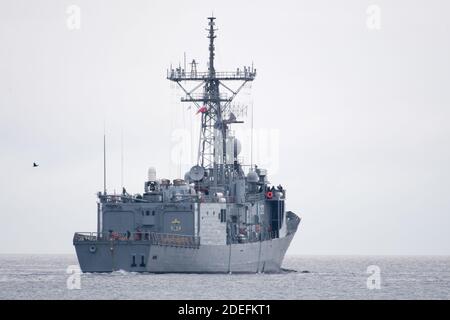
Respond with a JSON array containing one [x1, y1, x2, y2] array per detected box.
[[250, 100, 254, 169], [121, 128, 124, 189], [103, 130, 107, 195]]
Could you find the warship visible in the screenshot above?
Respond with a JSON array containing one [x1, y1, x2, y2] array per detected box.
[[73, 17, 301, 273]]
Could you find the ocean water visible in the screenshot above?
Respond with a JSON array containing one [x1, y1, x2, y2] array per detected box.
[[0, 255, 449, 300]]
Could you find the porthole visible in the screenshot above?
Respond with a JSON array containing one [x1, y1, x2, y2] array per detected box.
[[89, 245, 97, 253]]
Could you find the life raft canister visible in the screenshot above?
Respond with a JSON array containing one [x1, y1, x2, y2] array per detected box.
[[266, 191, 273, 199]]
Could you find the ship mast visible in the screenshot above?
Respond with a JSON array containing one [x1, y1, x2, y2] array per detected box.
[[167, 16, 256, 188]]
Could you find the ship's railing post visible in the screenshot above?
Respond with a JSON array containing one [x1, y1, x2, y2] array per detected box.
[[76, 231, 201, 248]]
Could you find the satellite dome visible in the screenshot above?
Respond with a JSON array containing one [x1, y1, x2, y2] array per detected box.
[[247, 171, 259, 183], [234, 139, 242, 157], [189, 165, 205, 181]]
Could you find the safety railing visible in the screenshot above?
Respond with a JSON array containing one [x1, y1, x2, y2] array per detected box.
[[198, 195, 235, 203], [181, 92, 230, 102], [246, 193, 266, 202], [228, 230, 280, 244], [73, 231, 200, 249], [167, 70, 256, 81], [98, 193, 148, 203]]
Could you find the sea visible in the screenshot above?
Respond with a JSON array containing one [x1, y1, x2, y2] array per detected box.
[[0, 255, 449, 300]]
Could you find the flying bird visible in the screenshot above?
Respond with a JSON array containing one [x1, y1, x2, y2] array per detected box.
[[33, 162, 39, 167]]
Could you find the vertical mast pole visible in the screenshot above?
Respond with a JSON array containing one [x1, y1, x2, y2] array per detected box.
[[103, 133, 107, 195], [208, 17, 216, 77], [207, 16, 227, 184], [120, 129, 124, 189]]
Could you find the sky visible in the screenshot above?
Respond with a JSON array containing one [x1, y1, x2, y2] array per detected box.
[[0, 0, 449, 255]]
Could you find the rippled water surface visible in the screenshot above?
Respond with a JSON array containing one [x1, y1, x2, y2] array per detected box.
[[0, 255, 449, 299]]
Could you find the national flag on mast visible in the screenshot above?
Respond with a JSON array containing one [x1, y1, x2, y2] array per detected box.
[[196, 105, 208, 114]]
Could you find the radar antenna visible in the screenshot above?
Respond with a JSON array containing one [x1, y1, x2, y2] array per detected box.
[[167, 17, 256, 187]]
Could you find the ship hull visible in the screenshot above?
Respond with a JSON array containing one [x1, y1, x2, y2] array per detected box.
[[74, 233, 295, 273]]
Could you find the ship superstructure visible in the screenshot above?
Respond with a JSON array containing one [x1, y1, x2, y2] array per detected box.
[[73, 17, 300, 273]]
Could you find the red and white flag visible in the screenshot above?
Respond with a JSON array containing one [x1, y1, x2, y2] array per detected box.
[[196, 105, 208, 114]]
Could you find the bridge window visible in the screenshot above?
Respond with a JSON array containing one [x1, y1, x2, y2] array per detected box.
[[146, 210, 150, 216], [220, 209, 227, 223]]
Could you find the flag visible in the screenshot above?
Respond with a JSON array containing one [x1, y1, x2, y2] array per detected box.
[[196, 105, 207, 114]]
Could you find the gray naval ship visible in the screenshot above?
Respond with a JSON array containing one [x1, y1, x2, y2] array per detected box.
[[74, 17, 301, 273]]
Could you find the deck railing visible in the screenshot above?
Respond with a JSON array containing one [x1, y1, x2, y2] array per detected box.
[[73, 231, 200, 249], [167, 70, 256, 81]]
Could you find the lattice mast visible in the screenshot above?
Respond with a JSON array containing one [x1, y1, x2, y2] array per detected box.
[[167, 17, 256, 186]]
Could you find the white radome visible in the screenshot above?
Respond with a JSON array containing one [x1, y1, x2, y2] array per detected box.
[[234, 138, 242, 157], [247, 170, 259, 183], [148, 167, 157, 182]]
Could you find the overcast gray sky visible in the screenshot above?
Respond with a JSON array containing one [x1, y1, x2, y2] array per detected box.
[[1, 0, 449, 255]]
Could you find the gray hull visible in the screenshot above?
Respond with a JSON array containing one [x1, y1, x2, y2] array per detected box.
[[74, 233, 295, 273]]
